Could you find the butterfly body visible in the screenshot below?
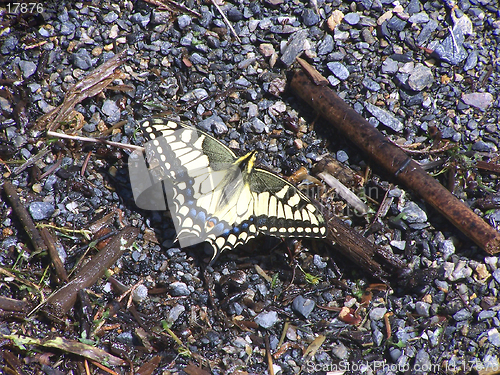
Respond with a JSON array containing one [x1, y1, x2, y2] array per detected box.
[[138, 119, 327, 259]]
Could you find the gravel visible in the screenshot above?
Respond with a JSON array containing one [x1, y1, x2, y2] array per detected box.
[[1, 0, 500, 373]]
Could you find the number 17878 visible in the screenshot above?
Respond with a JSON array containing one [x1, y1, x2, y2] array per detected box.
[[7, 3, 44, 14]]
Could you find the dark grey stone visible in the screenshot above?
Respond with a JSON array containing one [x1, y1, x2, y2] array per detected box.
[[362, 77, 381, 91], [130, 12, 151, 27], [433, 28, 468, 65], [227, 7, 243, 22], [72, 48, 93, 70], [167, 304, 185, 323], [344, 13, 361, 25], [317, 34, 334, 55], [417, 19, 438, 45], [408, 64, 434, 91], [102, 100, 120, 122], [280, 29, 308, 66], [453, 308, 472, 321], [177, 14, 192, 29], [198, 115, 228, 135], [292, 295, 315, 319], [29, 202, 55, 220], [170, 281, 190, 296], [1, 35, 18, 55], [103, 11, 119, 23], [463, 50, 478, 70], [327, 61, 350, 80], [18, 60, 37, 78], [60, 22, 76, 36], [364, 102, 403, 132], [381, 57, 399, 74], [302, 8, 320, 26]]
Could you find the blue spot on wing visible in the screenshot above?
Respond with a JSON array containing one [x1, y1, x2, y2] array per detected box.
[[195, 211, 206, 222], [213, 222, 226, 233]]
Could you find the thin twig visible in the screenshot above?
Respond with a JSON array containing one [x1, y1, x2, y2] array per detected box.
[[81, 150, 93, 177], [39, 152, 63, 180], [211, 0, 242, 44], [12, 146, 51, 176], [144, 0, 201, 17], [265, 335, 275, 375], [46, 131, 144, 152]]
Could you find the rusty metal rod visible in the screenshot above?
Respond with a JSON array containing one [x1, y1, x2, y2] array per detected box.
[[291, 69, 500, 254]]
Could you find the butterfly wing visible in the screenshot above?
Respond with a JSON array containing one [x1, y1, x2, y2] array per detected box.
[[141, 119, 239, 250], [139, 118, 327, 258], [250, 168, 327, 238]]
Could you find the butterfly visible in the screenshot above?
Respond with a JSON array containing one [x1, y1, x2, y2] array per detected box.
[[131, 118, 327, 260]]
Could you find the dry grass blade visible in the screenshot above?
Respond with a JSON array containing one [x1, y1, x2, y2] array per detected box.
[[1, 334, 126, 366], [302, 334, 326, 361]]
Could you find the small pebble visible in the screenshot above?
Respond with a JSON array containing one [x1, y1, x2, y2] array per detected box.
[[102, 100, 120, 122], [302, 8, 320, 26], [488, 329, 500, 347], [180, 88, 209, 102], [132, 285, 148, 303], [364, 102, 403, 132], [255, 311, 279, 329], [344, 13, 361, 25], [18, 60, 37, 79], [167, 304, 185, 324], [103, 12, 119, 23], [331, 342, 349, 359], [369, 307, 387, 321], [72, 49, 94, 70], [327, 62, 350, 81], [317, 34, 334, 55], [461, 92, 494, 111], [402, 202, 428, 223], [170, 282, 190, 296], [313, 254, 327, 269], [281, 29, 308, 66], [292, 296, 315, 319], [408, 64, 434, 91], [177, 15, 192, 29], [29, 202, 55, 221], [453, 308, 472, 321]]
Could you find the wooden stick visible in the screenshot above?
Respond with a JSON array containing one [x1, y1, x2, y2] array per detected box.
[[40, 227, 139, 318], [291, 68, 500, 254], [0, 296, 29, 312], [2, 181, 48, 255], [40, 227, 69, 283]]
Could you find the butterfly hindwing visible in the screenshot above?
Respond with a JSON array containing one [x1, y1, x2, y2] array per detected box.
[[139, 118, 327, 258], [250, 169, 326, 238]]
